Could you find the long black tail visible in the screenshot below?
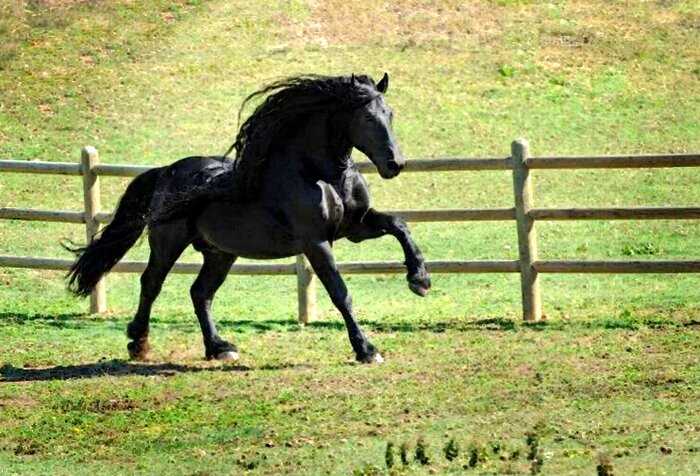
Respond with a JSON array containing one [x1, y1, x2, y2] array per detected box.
[[65, 167, 161, 297]]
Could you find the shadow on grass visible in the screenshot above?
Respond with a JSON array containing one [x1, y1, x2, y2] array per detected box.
[[212, 316, 519, 333], [0, 312, 519, 333], [0, 359, 311, 383], [2, 312, 693, 335], [0, 312, 107, 330], [220, 316, 693, 332], [305, 317, 517, 333], [523, 317, 697, 332]]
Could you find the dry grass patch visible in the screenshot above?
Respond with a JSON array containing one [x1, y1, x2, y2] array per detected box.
[[279, 0, 700, 86], [535, 1, 700, 74], [0, 394, 39, 410], [283, 0, 505, 49]]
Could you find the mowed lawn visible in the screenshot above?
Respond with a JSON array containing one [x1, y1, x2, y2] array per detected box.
[[1, 0, 699, 474]]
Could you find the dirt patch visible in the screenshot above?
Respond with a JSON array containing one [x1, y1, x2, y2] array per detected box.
[[0, 394, 39, 409], [11, 0, 90, 8], [86, 397, 138, 413], [1, 0, 89, 18], [281, 0, 505, 49], [35, 0, 83, 6], [535, 1, 692, 72]]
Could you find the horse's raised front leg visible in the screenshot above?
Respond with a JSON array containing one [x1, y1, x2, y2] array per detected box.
[[304, 241, 382, 364], [347, 208, 431, 297], [126, 221, 191, 360], [190, 249, 239, 361]]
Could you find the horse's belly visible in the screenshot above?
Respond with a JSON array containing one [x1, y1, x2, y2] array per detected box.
[[195, 202, 303, 259]]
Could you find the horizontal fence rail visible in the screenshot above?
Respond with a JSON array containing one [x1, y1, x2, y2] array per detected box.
[[5, 206, 700, 225], [5, 153, 700, 176], [5, 255, 697, 275], [534, 260, 700, 274], [1, 144, 699, 321], [0, 208, 87, 223], [528, 207, 700, 220], [0, 256, 521, 275], [0, 159, 82, 175], [526, 154, 700, 169]]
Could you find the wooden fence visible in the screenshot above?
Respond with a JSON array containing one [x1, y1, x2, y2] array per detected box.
[[1, 140, 699, 322]]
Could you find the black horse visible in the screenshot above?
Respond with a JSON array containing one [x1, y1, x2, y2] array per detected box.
[[66, 73, 430, 364]]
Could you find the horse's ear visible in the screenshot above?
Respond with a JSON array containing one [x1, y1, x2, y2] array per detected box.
[[376, 72, 389, 93], [351, 73, 357, 85]]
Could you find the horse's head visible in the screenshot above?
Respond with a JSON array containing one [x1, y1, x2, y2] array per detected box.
[[348, 73, 405, 179]]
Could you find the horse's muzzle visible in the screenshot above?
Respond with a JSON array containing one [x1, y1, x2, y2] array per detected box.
[[386, 159, 404, 175], [379, 157, 405, 179]]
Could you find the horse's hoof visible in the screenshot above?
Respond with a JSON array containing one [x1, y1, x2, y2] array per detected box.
[[409, 281, 429, 297], [408, 268, 431, 297], [211, 351, 240, 361], [127, 340, 150, 361], [357, 352, 384, 364]]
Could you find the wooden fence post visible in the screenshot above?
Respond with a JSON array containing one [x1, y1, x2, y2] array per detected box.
[[81, 146, 107, 314], [511, 139, 543, 321], [295, 254, 317, 324]]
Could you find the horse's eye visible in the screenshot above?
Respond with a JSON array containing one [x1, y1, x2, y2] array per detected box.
[[364, 113, 374, 121]]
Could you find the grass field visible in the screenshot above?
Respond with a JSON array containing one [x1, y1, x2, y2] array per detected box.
[[1, 0, 699, 474]]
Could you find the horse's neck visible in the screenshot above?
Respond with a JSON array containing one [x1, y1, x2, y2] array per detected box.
[[283, 112, 353, 183]]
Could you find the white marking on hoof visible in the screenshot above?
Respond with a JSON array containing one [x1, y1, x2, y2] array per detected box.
[[216, 351, 240, 361], [372, 353, 384, 364]]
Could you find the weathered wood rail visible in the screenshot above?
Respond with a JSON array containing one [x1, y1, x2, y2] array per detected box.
[[1, 141, 698, 322]]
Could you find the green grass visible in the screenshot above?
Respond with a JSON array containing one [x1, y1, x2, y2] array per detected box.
[[2, 314, 700, 475], [1, 0, 699, 474]]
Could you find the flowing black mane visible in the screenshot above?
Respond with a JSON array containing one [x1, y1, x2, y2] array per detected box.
[[226, 74, 381, 197]]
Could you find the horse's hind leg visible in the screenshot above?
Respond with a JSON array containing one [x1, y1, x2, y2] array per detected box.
[[190, 248, 238, 361], [126, 221, 191, 360]]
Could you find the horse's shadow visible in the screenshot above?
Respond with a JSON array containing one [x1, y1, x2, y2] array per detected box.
[[0, 359, 313, 383]]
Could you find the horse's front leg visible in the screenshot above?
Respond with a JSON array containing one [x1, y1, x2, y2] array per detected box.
[[347, 208, 431, 297], [304, 241, 383, 364]]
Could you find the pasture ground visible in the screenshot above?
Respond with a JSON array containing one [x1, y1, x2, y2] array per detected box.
[[1, 1, 699, 474]]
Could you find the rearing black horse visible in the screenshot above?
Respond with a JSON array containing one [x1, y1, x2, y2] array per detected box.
[[66, 73, 431, 364]]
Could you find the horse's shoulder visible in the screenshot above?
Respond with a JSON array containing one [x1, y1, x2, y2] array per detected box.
[[315, 180, 344, 223], [340, 165, 371, 215]]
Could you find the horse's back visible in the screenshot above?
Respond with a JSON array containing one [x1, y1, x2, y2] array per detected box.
[[148, 156, 236, 225]]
